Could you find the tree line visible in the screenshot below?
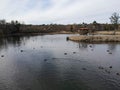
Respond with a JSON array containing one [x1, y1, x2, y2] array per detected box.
[[0, 12, 119, 35], [0, 20, 21, 35]]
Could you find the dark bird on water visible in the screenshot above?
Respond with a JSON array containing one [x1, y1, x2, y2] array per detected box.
[[21, 50, 23, 52], [109, 66, 112, 69], [44, 59, 47, 61], [98, 66, 104, 69], [89, 45, 92, 48], [109, 52, 112, 54], [1, 55, 4, 57], [73, 52, 76, 54], [82, 68, 87, 70], [116, 73, 120, 75], [64, 53, 67, 55]]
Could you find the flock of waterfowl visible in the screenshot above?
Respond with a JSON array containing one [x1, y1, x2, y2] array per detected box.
[[0, 43, 119, 77], [98, 66, 120, 76], [62, 44, 119, 76]]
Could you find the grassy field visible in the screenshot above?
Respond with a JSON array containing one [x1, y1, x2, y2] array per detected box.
[[68, 35, 120, 42], [68, 30, 120, 42], [94, 30, 120, 35]]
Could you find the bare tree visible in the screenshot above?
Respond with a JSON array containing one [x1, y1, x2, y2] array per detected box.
[[110, 12, 120, 35], [0, 19, 6, 24]]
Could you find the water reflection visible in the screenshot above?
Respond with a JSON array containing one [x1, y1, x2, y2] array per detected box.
[[107, 43, 117, 53], [0, 36, 21, 49], [78, 42, 88, 49], [77, 42, 119, 54], [0, 34, 120, 90], [78, 42, 96, 52]]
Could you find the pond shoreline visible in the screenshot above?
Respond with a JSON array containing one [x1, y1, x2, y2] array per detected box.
[[68, 35, 120, 42], [0, 31, 77, 37], [0, 33, 120, 90]]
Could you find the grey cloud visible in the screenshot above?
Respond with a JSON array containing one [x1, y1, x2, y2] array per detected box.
[[0, 0, 120, 24]]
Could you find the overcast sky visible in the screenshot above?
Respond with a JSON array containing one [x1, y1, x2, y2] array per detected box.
[[0, 0, 120, 24]]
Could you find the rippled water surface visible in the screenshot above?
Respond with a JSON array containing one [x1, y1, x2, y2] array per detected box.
[[0, 34, 120, 90]]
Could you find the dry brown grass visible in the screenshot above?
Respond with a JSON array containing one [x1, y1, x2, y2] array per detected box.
[[69, 35, 120, 42], [94, 31, 120, 35]]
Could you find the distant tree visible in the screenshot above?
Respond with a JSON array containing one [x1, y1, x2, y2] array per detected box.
[[92, 21, 99, 30], [11, 20, 15, 25], [93, 21, 97, 25], [70, 25, 73, 32], [91, 21, 100, 35], [82, 22, 87, 28], [9, 20, 21, 33], [0, 19, 6, 24], [15, 20, 19, 24], [110, 12, 120, 34], [104, 23, 109, 31]]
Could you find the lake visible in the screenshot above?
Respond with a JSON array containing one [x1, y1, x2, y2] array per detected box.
[[0, 34, 120, 90]]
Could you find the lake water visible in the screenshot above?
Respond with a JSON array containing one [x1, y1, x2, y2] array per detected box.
[[0, 34, 120, 90]]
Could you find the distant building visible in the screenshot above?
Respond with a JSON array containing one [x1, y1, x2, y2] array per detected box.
[[78, 28, 89, 35]]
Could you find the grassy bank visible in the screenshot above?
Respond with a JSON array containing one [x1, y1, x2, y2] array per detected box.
[[94, 31, 120, 35], [68, 35, 120, 42]]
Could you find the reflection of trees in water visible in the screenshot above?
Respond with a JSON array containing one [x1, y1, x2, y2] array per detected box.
[[0, 37, 6, 50], [0, 35, 30, 50], [78, 42, 88, 49], [78, 42, 95, 51], [107, 43, 117, 52], [78, 42, 117, 53], [78, 42, 89, 51]]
